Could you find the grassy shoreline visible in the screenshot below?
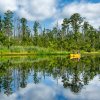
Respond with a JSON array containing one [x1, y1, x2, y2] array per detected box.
[[81, 52, 100, 55], [0, 46, 70, 56], [0, 52, 100, 56], [0, 46, 100, 56], [0, 52, 70, 56]]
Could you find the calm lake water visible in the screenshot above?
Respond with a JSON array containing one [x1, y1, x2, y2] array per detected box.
[[0, 55, 100, 100]]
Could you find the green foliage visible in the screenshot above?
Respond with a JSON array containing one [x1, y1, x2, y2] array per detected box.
[[20, 18, 31, 42], [33, 21, 40, 46], [3, 10, 13, 36], [0, 11, 99, 52]]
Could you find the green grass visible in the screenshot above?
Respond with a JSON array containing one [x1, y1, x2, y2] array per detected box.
[[77, 49, 100, 55], [0, 46, 99, 56], [0, 46, 70, 55], [81, 51, 100, 55]]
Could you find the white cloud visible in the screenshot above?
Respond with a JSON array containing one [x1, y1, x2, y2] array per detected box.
[[61, 2, 100, 28], [17, 0, 57, 21], [0, 0, 17, 12], [0, 0, 100, 28], [0, 0, 57, 21]]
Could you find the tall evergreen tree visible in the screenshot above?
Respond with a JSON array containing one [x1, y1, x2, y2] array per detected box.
[[70, 13, 83, 42], [4, 10, 13, 37], [20, 18, 27, 41], [33, 21, 39, 46], [0, 16, 2, 32], [3, 10, 13, 48]]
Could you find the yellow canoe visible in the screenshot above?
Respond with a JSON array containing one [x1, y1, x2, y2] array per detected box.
[[70, 54, 81, 59]]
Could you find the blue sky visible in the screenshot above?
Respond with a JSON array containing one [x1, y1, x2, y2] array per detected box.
[[0, 0, 100, 29]]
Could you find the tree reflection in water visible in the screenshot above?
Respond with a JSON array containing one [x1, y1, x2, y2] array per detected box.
[[0, 55, 99, 95]]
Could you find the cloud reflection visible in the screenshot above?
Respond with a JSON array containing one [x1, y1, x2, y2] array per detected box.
[[0, 76, 100, 100]]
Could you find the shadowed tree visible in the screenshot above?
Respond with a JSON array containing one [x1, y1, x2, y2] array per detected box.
[[3, 10, 13, 37], [70, 13, 83, 42], [33, 21, 40, 46], [3, 10, 13, 48], [20, 18, 27, 41], [20, 18, 31, 44], [0, 16, 2, 32]]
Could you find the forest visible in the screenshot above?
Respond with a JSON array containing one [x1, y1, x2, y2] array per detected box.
[[0, 10, 100, 54]]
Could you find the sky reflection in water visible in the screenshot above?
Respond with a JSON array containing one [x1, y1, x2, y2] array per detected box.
[[0, 56, 100, 100]]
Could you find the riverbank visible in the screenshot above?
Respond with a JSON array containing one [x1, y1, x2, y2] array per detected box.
[[81, 51, 100, 55], [0, 46, 100, 56], [0, 46, 70, 56]]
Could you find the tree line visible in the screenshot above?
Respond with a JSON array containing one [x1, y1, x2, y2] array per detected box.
[[0, 10, 100, 51]]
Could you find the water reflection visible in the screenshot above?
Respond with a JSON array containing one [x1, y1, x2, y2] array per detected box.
[[0, 55, 100, 100]]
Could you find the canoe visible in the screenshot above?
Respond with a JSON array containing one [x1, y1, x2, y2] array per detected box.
[[70, 54, 81, 59]]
